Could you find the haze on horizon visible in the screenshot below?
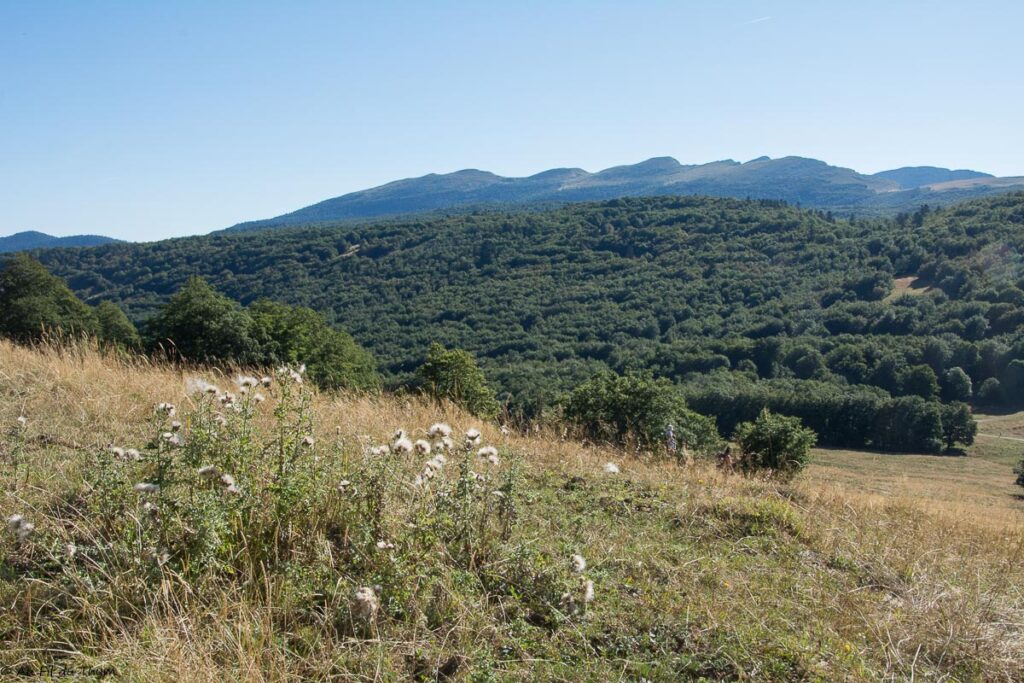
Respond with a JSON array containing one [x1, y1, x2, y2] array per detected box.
[[2, 0, 1022, 241]]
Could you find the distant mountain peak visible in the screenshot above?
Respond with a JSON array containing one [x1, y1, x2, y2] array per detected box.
[[872, 166, 994, 190]]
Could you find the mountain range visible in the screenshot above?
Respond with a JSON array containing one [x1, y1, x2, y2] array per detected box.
[[0, 231, 120, 253], [226, 156, 1022, 231]]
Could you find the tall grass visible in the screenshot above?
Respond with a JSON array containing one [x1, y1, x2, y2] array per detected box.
[[1, 339, 1022, 681]]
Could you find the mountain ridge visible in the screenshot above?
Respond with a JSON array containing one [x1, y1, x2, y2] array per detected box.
[[226, 156, 1023, 231], [0, 231, 121, 253]]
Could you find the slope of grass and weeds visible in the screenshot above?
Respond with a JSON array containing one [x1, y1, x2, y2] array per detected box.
[[1, 341, 1022, 681]]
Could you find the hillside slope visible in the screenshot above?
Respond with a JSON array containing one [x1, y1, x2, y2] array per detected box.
[[1, 341, 1021, 680], [0, 230, 120, 253], [227, 157, 1023, 230], [35, 193, 1024, 418]]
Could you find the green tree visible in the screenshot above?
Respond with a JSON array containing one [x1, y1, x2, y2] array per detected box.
[[939, 401, 977, 451], [416, 343, 500, 418], [565, 371, 721, 455], [0, 253, 98, 342], [941, 367, 972, 402], [734, 408, 816, 479], [1016, 459, 1024, 490], [977, 377, 1004, 406], [146, 277, 259, 364], [901, 364, 939, 400], [249, 300, 379, 391], [94, 300, 141, 349]]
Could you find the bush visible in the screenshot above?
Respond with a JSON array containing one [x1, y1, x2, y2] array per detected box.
[[734, 408, 816, 478], [416, 342, 500, 418], [1016, 459, 1024, 489], [565, 371, 722, 455]]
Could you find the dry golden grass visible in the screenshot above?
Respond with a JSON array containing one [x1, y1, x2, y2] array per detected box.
[[2, 339, 1023, 681]]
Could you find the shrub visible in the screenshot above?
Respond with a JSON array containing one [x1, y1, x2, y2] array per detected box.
[[565, 371, 722, 455], [734, 408, 816, 478], [416, 342, 500, 418]]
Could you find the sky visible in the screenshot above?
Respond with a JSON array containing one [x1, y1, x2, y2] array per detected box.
[[1, 1, 1022, 241]]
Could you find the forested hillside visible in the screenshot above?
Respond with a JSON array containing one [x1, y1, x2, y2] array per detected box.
[[34, 193, 1024, 448]]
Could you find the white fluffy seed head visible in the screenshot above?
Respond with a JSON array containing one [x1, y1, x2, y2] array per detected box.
[[486, 453, 500, 465], [7, 514, 25, 532], [582, 579, 595, 603], [301, 435, 315, 447], [352, 586, 379, 621], [393, 437, 414, 454], [198, 465, 220, 480], [261, 376, 272, 387], [109, 446, 125, 458], [236, 375, 259, 389], [134, 482, 160, 494], [603, 462, 620, 474], [16, 415, 27, 427], [156, 403, 176, 416], [477, 446, 498, 459], [414, 439, 431, 455], [170, 420, 182, 432], [428, 423, 452, 438], [126, 448, 141, 461], [572, 554, 587, 573]]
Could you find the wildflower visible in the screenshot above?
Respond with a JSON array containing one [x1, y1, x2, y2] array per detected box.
[[500, 425, 510, 436], [301, 435, 316, 448], [352, 586, 379, 622], [582, 579, 595, 604], [7, 514, 25, 533], [15, 520, 35, 542], [392, 428, 407, 442], [142, 501, 158, 517], [393, 437, 414, 454], [134, 482, 160, 494], [486, 453, 500, 465], [161, 432, 183, 447], [156, 403, 176, 417], [219, 473, 236, 488], [428, 423, 452, 438], [253, 393, 266, 403], [370, 445, 389, 457], [65, 543, 77, 559], [186, 378, 219, 395], [126, 448, 141, 461], [337, 479, 351, 492], [603, 462, 620, 474], [426, 454, 447, 471], [465, 428, 482, 446], [170, 420, 182, 432], [198, 465, 220, 480], [375, 540, 395, 550], [477, 446, 498, 460], [261, 376, 272, 387], [572, 554, 587, 573], [236, 375, 260, 389], [414, 439, 431, 455], [16, 415, 27, 428], [413, 474, 425, 487], [109, 446, 125, 459], [440, 435, 455, 451]]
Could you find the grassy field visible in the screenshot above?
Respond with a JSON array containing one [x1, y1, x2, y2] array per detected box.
[[1, 341, 1022, 681]]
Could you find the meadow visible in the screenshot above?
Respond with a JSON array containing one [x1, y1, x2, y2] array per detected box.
[[2, 340, 1022, 681]]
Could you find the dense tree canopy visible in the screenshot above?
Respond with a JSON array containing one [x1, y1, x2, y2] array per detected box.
[[29, 192, 1024, 450]]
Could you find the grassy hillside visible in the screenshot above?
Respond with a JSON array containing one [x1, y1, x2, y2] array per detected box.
[[1, 341, 1022, 680]]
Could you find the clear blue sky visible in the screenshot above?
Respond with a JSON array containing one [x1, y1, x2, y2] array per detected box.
[[1, 1, 1022, 240]]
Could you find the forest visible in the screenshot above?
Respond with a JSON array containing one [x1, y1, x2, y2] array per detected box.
[[17, 192, 1024, 452]]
